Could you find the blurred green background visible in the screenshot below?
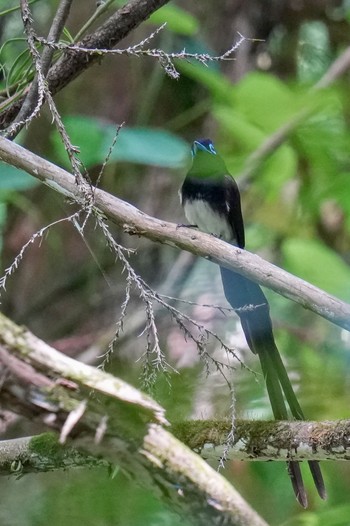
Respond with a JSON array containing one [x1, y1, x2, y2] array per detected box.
[[1, 0, 350, 524]]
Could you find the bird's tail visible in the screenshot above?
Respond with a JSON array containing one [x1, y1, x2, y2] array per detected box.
[[220, 267, 326, 507]]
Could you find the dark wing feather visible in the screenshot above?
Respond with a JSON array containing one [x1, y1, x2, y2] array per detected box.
[[224, 175, 245, 249]]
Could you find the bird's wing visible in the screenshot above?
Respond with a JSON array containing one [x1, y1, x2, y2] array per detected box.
[[223, 175, 245, 248]]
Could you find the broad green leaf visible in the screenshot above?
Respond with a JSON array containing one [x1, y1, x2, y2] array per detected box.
[[0, 162, 39, 190], [297, 110, 348, 179], [105, 127, 189, 168], [52, 116, 105, 168], [232, 72, 301, 132], [282, 238, 350, 301], [51, 116, 189, 169], [214, 106, 265, 150], [296, 104, 350, 215], [260, 144, 297, 196], [326, 172, 350, 217], [115, 1, 199, 35], [214, 106, 297, 192], [149, 5, 199, 35]]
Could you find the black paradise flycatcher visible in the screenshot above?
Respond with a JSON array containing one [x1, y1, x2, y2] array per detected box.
[[179, 138, 326, 508]]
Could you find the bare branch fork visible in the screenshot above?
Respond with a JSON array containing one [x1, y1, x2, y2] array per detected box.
[[0, 136, 349, 332], [32, 29, 247, 81]]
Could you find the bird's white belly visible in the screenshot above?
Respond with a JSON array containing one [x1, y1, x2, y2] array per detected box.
[[183, 199, 233, 242]]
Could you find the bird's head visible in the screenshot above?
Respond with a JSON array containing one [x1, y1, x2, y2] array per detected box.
[[191, 138, 217, 157], [189, 138, 227, 177]]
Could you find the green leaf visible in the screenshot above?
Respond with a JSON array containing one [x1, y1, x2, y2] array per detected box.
[[214, 105, 297, 191], [149, 5, 199, 35], [115, 1, 199, 35], [0, 162, 39, 190], [51, 115, 105, 168], [326, 172, 350, 218], [214, 106, 265, 150], [282, 238, 350, 301], [260, 144, 297, 197], [232, 72, 301, 132], [105, 127, 189, 168], [51, 116, 189, 169], [291, 503, 350, 526]]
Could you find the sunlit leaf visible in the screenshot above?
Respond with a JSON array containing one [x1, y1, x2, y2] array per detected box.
[[232, 72, 302, 132]]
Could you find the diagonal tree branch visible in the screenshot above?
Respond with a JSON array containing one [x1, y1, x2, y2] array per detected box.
[[0, 312, 267, 526], [0, 136, 349, 332]]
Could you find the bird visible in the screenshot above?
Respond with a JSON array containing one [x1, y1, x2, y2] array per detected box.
[[179, 138, 326, 508]]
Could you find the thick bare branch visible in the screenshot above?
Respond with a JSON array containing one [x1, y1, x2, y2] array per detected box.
[[0, 136, 349, 332], [0, 313, 166, 424], [0, 313, 267, 526]]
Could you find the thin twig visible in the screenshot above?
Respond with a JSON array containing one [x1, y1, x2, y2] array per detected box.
[[0, 213, 80, 294], [94, 122, 124, 192], [33, 30, 247, 80], [1, 137, 349, 332], [93, 213, 254, 392]]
